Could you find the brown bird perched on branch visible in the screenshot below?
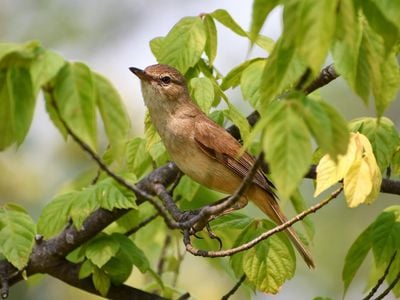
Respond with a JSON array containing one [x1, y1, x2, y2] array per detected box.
[[130, 64, 314, 268]]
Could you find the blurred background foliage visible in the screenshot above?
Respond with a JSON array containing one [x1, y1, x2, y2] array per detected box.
[[0, 0, 399, 299]]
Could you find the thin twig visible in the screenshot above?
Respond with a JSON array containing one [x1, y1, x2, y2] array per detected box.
[[125, 214, 160, 237], [373, 269, 400, 300], [157, 235, 172, 276], [221, 274, 246, 300], [185, 187, 343, 257], [363, 251, 397, 300]]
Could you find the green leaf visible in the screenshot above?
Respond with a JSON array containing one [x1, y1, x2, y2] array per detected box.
[[231, 220, 295, 294], [155, 17, 206, 74], [144, 112, 168, 165], [369, 0, 400, 33], [284, 0, 337, 73], [302, 96, 350, 158], [259, 40, 306, 109], [103, 256, 133, 285], [174, 175, 201, 202], [95, 177, 137, 210], [190, 77, 214, 113], [0, 205, 36, 270], [149, 37, 164, 58], [37, 192, 74, 238], [371, 206, 400, 266], [289, 189, 315, 241], [211, 9, 247, 37], [111, 233, 150, 273], [342, 224, 373, 295], [203, 15, 217, 64], [94, 73, 131, 158], [51, 62, 97, 150], [332, 0, 365, 98], [221, 58, 264, 91], [92, 266, 111, 297], [262, 99, 312, 198], [30, 50, 65, 93], [392, 148, 400, 177], [349, 117, 400, 172], [69, 188, 99, 230], [86, 235, 120, 268], [387, 254, 400, 297], [79, 259, 95, 279], [0, 67, 36, 150], [0, 41, 43, 68], [126, 137, 152, 178], [250, 0, 280, 41], [210, 213, 252, 230], [240, 59, 266, 108], [361, 0, 399, 52]]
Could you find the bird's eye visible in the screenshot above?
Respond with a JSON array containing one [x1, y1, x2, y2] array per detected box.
[[160, 76, 171, 85]]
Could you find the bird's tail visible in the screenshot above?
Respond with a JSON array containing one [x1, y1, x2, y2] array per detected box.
[[250, 187, 315, 268]]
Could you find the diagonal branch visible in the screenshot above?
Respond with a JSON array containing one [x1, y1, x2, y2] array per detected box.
[[184, 187, 343, 257]]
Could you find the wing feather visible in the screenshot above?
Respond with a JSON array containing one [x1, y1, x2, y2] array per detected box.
[[193, 114, 276, 198]]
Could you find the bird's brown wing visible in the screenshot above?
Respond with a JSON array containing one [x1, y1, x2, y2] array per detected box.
[[193, 114, 276, 198]]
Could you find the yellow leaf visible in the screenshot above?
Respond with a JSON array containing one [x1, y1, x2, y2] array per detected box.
[[314, 135, 358, 196], [344, 157, 372, 207], [343, 133, 382, 207], [357, 134, 382, 204]]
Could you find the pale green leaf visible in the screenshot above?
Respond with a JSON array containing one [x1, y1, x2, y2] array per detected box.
[[302, 97, 349, 158], [92, 266, 111, 297], [79, 259, 95, 279], [290, 189, 315, 241], [69, 188, 99, 230], [86, 235, 120, 268], [240, 59, 266, 108], [126, 137, 152, 178], [250, 0, 280, 41], [190, 77, 214, 113], [94, 73, 131, 158], [52, 62, 97, 150], [95, 177, 137, 210], [0, 206, 36, 270], [37, 192, 75, 238], [221, 58, 263, 91], [30, 50, 65, 93], [234, 220, 295, 293], [211, 9, 247, 37], [149, 37, 164, 58], [203, 15, 217, 64], [361, 0, 399, 52], [284, 0, 337, 73], [259, 40, 306, 109], [156, 17, 206, 74], [262, 99, 312, 198]]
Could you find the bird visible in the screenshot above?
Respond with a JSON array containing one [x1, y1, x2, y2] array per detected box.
[[129, 64, 314, 268]]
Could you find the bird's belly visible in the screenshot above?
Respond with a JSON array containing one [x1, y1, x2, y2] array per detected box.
[[167, 142, 242, 195]]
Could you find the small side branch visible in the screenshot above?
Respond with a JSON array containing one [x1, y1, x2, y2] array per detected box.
[[363, 251, 397, 300], [221, 274, 246, 300], [185, 187, 343, 257]]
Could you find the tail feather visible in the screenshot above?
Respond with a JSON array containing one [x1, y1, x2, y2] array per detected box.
[[249, 187, 315, 268]]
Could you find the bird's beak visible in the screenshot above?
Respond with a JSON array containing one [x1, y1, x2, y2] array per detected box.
[[129, 67, 152, 82]]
